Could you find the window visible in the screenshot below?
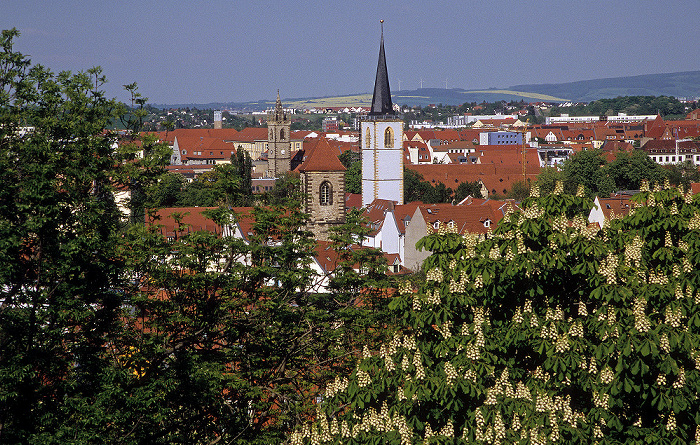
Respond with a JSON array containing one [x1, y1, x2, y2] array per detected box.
[[384, 127, 394, 148], [320, 181, 332, 206], [365, 128, 371, 148], [280, 129, 285, 140]]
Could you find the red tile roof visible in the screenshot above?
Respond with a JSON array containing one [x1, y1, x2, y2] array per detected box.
[[297, 137, 346, 172], [417, 203, 497, 234], [152, 128, 240, 143], [232, 127, 269, 143], [597, 197, 632, 220], [176, 136, 237, 161], [149, 207, 225, 237], [345, 193, 363, 210], [313, 240, 399, 274]]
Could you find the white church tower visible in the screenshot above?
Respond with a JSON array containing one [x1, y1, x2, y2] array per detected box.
[[361, 21, 404, 207]]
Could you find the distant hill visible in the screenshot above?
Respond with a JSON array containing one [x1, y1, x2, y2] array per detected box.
[[509, 71, 700, 103], [150, 70, 700, 110]]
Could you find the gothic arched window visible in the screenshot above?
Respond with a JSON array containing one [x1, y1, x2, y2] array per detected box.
[[365, 128, 371, 148], [279, 128, 285, 140], [384, 127, 394, 148], [320, 181, 332, 206]]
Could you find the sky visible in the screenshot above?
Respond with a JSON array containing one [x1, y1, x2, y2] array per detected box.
[[4, 1, 699, 106]]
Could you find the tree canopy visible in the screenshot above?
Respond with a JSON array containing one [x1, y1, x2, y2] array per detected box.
[[0, 28, 393, 443], [538, 149, 671, 198], [293, 181, 700, 444]]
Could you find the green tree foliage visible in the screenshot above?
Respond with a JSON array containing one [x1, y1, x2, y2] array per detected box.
[[536, 167, 565, 194], [562, 149, 615, 197], [153, 151, 253, 208], [324, 209, 397, 378], [550, 96, 686, 119], [0, 28, 126, 441], [454, 180, 484, 202], [506, 180, 531, 200], [263, 171, 305, 207], [149, 171, 186, 207], [666, 160, 700, 189], [539, 150, 671, 199], [1, 28, 393, 443], [404, 169, 454, 204], [292, 181, 700, 444], [339, 150, 361, 194], [607, 150, 667, 191], [213, 149, 254, 206], [328, 209, 389, 304]]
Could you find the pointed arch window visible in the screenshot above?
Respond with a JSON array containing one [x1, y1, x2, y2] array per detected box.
[[279, 128, 285, 140], [320, 181, 332, 206], [365, 128, 371, 148], [384, 127, 394, 148]]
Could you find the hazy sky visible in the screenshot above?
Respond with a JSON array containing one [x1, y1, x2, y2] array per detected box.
[[4, 1, 699, 105]]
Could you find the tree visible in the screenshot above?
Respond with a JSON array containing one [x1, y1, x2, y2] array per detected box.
[[404, 169, 454, 204], [149, 171, 185, 207], [263, 171, 304, 207], [606, 150, 667, 191], [0, 28, 126, 441], [562, 149, 615, 197], [213, 150, 254, 207], [454, 180, 484, 202], [536, 167, 565, 194], [404, 169, 429, 203], [666, 160, 700, 189], [292, 181, 700, 444], [506, 180, 530, 200], [339, 150, 361, 194], [327, 208, 390, 306]]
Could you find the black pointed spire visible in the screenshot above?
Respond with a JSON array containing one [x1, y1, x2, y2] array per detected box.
[[369, 20, 394, 116]]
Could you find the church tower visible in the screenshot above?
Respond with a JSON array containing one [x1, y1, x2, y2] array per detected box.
[[267, 91, 291, 177], [360, 21, 404, 207], [298, 138, 346, 241]]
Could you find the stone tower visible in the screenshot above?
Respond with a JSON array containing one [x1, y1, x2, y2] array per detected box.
[[360, 22, 404, 207], [298, 137, 346, 241], [267, 91, 291, 177]]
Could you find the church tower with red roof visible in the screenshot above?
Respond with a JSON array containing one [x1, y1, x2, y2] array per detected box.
[[298, 138, 347, 240], [360, 21, 404, 207]]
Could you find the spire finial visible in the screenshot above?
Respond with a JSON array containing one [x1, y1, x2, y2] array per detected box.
[[369, 21, 393, 116]]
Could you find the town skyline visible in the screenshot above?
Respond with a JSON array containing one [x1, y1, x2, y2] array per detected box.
[[4, 1, 699, 105]]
